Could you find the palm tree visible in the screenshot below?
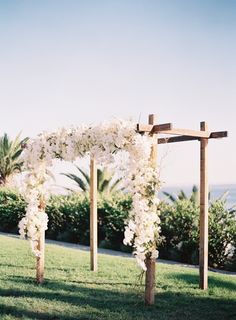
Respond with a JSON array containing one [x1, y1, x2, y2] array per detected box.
[[163, 185, 199, 204], [163, 185, 230, 205], [61, 166, 123, 195], [0, 133, 28, 185]]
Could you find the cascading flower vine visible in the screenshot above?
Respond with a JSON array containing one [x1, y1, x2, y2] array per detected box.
[[19, 119, 161, 270]]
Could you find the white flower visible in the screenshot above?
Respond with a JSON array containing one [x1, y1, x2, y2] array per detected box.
[[19, 119, 161, 271]]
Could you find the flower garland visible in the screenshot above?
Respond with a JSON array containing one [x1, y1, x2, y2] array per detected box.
[[19, 120, 160, 270]]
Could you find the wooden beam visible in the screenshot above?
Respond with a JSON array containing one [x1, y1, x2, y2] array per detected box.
[[137, 122, 227, 140], [137, 123, 153, 133], [152, 123, 173, 133], [145, 114, 157, 306], [199, 121, 209, 290], [158, 136, 199, 144], [157, 131, 228, 144], [159, 128, 210, 138], [137, 123, 172, 133], [90, 157, 98, 272], [210, 131, 228, 139]]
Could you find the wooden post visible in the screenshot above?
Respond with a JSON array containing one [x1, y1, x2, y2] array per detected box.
[[36, 229, 45, 284], [145, 114, 157, 305], [90, 157, 98, 271], [36, 199, 46, 284], [199, 121, 208, 290]]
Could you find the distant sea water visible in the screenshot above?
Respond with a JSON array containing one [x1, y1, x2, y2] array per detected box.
[[160, 184, 236, 209]]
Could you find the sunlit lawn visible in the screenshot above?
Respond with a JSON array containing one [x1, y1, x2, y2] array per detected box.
[[0, 234, 235, 320]]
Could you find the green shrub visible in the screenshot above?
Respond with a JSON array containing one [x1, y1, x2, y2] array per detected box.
[[46, 193, 132, 250], [0, 187, 235, 270], [98, 195, 132, 250], [0, 188, 26, 233], [208, 199, 236, 269], [159, 200, 199, 264], [0, 188, 132, 251], [46, 194, 90, 244], [159, 198, 236, 270]]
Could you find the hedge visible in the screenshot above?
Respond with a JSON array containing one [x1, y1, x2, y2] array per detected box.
[[0, 188, 235, 270]]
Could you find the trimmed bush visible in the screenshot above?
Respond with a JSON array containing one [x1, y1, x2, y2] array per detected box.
[[159, 198, 236, 270], [159, 200, 199, 264], [0, 188, 26, 233], [208, 199, 236, 269], [0, 188, 235, 270], [46, 193, 132, 251]]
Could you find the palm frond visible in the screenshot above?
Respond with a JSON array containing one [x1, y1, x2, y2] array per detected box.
[[100, 179, 110, 193], [75, 166, 90, 184], [61, 173, 88, 192], [219, 190, 229, 201], [162, 191, 177, 203], [110, 178, 122, 193], [0, 133, 26, 185], [61, 165, 122, 195], [178, 190, 187, 200]]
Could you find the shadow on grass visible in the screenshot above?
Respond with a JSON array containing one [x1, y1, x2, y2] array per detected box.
[[0, 262, 35, 270], [3, 275, 137, 288], [0, 261, 80, 272], [0, 276, 236, 320], [0, 303, 93, 320]]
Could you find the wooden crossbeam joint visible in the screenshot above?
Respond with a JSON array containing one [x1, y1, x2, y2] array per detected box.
[[137, 123, 172, 133]]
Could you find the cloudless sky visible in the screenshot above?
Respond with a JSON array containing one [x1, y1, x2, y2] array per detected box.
[[0, 0, 235, 187]]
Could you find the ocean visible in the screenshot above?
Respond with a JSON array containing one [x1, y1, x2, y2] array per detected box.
[[160, 184, 236, 209]]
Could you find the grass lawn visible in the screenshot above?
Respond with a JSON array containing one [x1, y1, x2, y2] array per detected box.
[[0, 235, 235, 320]]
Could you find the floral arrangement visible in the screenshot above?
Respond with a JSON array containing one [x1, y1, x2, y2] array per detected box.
[[19, 120, 161, 270]]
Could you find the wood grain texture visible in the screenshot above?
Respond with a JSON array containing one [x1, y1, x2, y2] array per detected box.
[[199, 121, 209, 290], [157, 131, 228, 144], [36, 229, 45, 284], [144, 114, 157, 305], [159, 128, 210, 138], [145, 258, 156, 305], [36, 201, 46, 284], [158, 136, 199, 144], [90, 157, 98, 271]]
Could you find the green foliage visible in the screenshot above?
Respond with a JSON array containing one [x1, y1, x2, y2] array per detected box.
[[0, 188, 26, 233], [159, 198, 236, 270], [159, 200, 199, 264], [0, 188, 132, 251], [98, 195, 132, 250], [0, 188, 235, 270], [0, 133, 28, 185], [163, 185, 199, 204], [46, 193, 132, 251], [208, 199, 236, 269], [46, 193, 91, 244]]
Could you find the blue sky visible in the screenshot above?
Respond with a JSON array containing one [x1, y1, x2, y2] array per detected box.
[[0, 0, 235, 186]]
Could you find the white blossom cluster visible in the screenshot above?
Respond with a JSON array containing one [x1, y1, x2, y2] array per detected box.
[[19, 119, 160, 270]]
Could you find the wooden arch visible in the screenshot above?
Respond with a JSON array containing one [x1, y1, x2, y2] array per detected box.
[[36, 114, 228, 306]]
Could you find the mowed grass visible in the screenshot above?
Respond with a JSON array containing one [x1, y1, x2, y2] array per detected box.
[[0, 235, 235, 320]]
